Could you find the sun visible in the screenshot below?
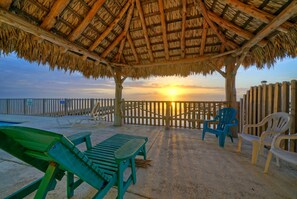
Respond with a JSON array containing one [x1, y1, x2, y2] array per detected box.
[[168, 88, 178, 96]]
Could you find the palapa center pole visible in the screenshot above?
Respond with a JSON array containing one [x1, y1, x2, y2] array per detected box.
[[114, 69, 125, 126]]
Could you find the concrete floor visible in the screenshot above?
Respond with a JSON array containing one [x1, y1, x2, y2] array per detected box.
[[0, 115, 296, 199]]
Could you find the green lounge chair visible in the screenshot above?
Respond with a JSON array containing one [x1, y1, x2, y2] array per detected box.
[[0, 126, 147, 199]]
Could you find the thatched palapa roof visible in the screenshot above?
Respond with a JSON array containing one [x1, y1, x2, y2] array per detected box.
[[0, 0, 297, 79]]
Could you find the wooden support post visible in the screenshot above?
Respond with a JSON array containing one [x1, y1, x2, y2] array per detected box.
[[165, 102, 171, 130], [290, 80, 297, 152], [114, 70, 124, 126], [225, 56, 238, 137]]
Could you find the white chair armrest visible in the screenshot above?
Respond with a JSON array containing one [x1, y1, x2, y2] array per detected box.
[[272, 134, 297, 148]]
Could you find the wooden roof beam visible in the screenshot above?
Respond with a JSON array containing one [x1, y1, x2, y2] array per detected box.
[[0, 8, 115, 66], [237, 0, 297, 55], [158, 0, 169, 60], [207, 11, 267, 47], [68, 0, 106, 41], [40, 0, 70, 30], [198, 0, 238, 50], [0, 0, 12, 10], [127, 32, 140, 63], [133, 49, 237, 68], [180, 0, 187, 58], [136, 0, 154, 62], [101, 31, 126, 58], [89, 1, 131, 51], [224, 0, 293, 33], [200, 19, 208, 55], [114, 0, 135, 62]]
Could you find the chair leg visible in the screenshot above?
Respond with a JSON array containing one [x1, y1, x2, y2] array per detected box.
[[35, 162, 59, 199], [67, 172, 74, 198], [142, 145, 147, 160], [117, 163, 124, 199], [264, 151, 273, 173], [237, 136, 242, 152], [251, 141, 260, 165], [202, 129, 206, 140], [219, 134, 226, 147], [131, 159, 137, 184]]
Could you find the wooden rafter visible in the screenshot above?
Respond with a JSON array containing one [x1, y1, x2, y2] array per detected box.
[[101, 31, 126, 58], [237, 0, 297, 55], [158, 0, 169, 60], [127, 32, 140, 63], [198, 0, 238, 50], [0, 0, 12, 10], [181, 0, 187, 58], [224, 0, 293, 33], [115, 0, 135, 62], [135, 0, 154, 62], [200, 19, 208, 55], [68, 0, 106, 41], [89, 1, 131, 51], [0, 8, 121, 67], [133, 49, 237, 68], [40, 0, 70, 30], [207, 11, 267, 47]]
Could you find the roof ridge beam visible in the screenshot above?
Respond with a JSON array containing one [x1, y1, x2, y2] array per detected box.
[[158, 0, 169, 60], [237, 0, 297, 55], [207, 11, 268, 47], [89, 0, 131, 51], [180, 0, 186, 58], [68, 0, 106, 41], [224, 0, 293, 33], [200, 19, 208, 55], [40, 0, 70, 30], [136, 0, 154, 62], [198, 0, 238, 50], [101, 30, 126, 58]]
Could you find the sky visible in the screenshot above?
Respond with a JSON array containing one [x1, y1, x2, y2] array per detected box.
[[0, 53, 296, 101]]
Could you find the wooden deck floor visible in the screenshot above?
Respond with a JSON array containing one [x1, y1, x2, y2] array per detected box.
[[0, 115, 296, 199]]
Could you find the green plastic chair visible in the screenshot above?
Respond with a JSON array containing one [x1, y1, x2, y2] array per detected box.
[[0, 126, 147, 199], [202, 107, 238, 147]]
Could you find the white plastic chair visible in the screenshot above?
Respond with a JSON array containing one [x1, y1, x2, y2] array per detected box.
[[264, 134, 297, 173], [237, 112, 291, 164]]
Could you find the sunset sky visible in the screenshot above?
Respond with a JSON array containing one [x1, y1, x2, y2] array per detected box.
[[0, 53, 296, 101]]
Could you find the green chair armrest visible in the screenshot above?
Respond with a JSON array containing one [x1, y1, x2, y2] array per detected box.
[[114, 139, 145, 163], [67, 132, 92, 149]]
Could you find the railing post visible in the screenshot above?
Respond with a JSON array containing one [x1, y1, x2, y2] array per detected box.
[[6, 99, 9, 114], [90, 98, 94, 114], [64, 98, 68, 116], [23, 99, 26, 115], [165, 101, 171, 130], [43, 99, 46, 115], [121, 99, 125, 124]]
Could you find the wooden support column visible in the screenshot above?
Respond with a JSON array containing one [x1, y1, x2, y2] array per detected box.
[[114, 69, 126, 126], [225, 56, 238, 137]]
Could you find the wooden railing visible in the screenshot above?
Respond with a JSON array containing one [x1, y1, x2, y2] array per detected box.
[[239, 80, 297, 152], [0, 98, 231, 129], [122, 101, 229, 129], [0, 98, 115, 122]]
